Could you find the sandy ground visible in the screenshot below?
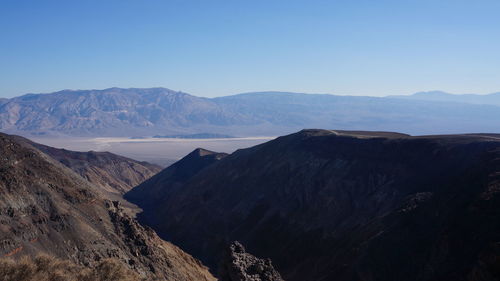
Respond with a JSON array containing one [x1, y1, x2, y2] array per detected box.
[[30, 136, 275, 167]]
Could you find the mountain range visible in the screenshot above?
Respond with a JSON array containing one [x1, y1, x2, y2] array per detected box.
[[126, 129, 500, 281], [390, 91, 500, 105], [1, 88, 500, 137], [3, 125, 500, 280]]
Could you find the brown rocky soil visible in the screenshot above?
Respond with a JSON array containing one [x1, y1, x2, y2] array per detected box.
[[28, 140, 162, 195], [0, 132, 215, 280]]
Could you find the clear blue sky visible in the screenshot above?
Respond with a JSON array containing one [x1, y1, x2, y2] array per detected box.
[[1, 0, 500, 98]]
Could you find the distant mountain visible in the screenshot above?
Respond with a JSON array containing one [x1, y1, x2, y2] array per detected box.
[[1, 87, 500, 137], [126, 129, 500, 281], [0, 87, 255, 136], [0, 132, 215, 280], [391, 90, 500, 105], [214, 91, 500, 134]]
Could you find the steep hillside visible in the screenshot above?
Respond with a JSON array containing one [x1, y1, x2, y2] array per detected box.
[[127, 129, 500, 281], [125, 148, 228, 227], [30, 141, 161, 194], [0, 132, 215, 280]]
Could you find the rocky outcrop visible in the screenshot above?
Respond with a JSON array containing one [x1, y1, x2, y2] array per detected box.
[[0, 132, 216, 280], [219, 242, 284, 281], [127, 129, 500, 281], [105, 200, 216, 280]]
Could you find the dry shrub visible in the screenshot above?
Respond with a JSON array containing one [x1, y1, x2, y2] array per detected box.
[[0, 255, 142, 281]]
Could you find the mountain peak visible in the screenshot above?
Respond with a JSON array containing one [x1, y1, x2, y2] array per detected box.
[[176, 148, 228, 168], [190, 148, 220, 157], [125, 147, 228, 207]]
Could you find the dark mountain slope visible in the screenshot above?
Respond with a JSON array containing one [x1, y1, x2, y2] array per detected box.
[[127, 129, 500, 281], [0, 132, 215, 280], [125, 148, 228, 227]]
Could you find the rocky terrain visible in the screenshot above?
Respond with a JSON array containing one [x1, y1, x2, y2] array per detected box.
[[0, 132, 215, 280], [1, 87, 500, 137], [127, 129, 500, 281], [29, 141, 162, 195], [0, 255, 141, 281], [218, 241, 284, 281]]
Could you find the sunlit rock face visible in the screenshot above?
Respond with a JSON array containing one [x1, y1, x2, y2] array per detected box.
[[0, 132, 216, 281]]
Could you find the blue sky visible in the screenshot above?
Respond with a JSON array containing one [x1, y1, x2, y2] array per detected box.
[[1, 0, 500, 98]]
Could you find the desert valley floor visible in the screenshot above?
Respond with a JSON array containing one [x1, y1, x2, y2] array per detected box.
[[29, 136, 275, 167]]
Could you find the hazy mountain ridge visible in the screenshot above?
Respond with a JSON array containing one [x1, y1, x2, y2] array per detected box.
[[0, 87, 256, 137], [1, 88, 500, 137], [0, 132, 216, 280], [390, 91, 500, 106], [126, 129, 500, 281]]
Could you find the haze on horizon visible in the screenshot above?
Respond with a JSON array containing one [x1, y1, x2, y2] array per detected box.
[[2, 0, 500, 98]]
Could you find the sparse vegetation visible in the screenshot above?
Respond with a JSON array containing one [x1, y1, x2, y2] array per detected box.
[[0, 255, 141, 281]]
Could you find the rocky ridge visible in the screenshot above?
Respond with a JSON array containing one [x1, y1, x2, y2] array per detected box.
[[126, 129, 500, 281], [219, 241, 284, 281], [0, 132, 215, 280], [30, 140, 162, 195]]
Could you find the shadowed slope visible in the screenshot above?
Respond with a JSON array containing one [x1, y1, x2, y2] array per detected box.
[[128, 129, 500, 281], [125, 148, 228, 228]]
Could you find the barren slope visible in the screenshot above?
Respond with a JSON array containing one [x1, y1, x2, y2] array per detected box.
[[128, 129, 500, 281], [0, 132, 215, 280]]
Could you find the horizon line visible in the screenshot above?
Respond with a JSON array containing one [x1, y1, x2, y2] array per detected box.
[[3, 87, 500, 99]]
